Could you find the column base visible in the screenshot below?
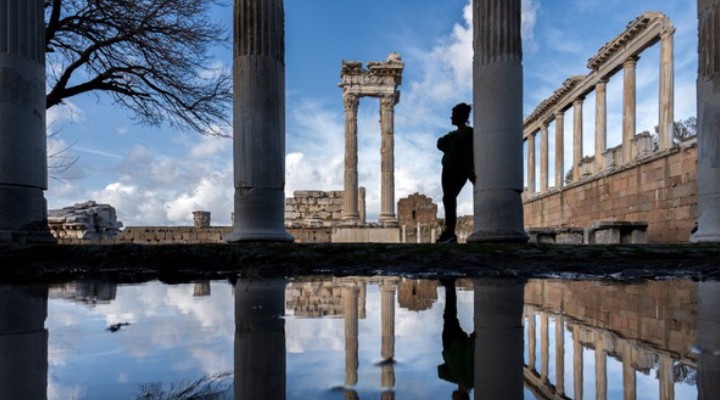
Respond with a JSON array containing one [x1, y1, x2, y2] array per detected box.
[[0, 186, 55, 244], [379, 215, 398, 227], [341, 217, 360, 227], [225, 187, 294, 243], [467, 228, 528, 243]]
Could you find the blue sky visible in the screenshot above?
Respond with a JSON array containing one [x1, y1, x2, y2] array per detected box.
[[45, 0, 699, 226]]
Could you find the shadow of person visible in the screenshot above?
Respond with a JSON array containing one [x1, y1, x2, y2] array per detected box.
[[438, 279, 473, 400]]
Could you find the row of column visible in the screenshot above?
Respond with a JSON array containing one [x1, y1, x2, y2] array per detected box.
[[525, 308, 681, 399], [525, 29, 675, 195], [3, 0, 720, 242]]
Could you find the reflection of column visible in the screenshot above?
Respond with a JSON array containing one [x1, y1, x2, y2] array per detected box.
[[697, 282, 720, 399], [540, 313, 549, 382], [573, 325, 584, 400], [193, 281, 211, 297], [474, 280, 525, 399], [555, 112, 565, 189], [692, 2, 720, 242], [595, 334, 607, 400], [595, 79, 608, 172], [622, 57, 638, 164], [234, 279, 286, 399], [0, 0, 53, 242], [658, 354, 674, 400], [573, 98, 584, 181], [622, 342, 636, 400], [527, 310, 536, 371], [379, 95, 398, 227], [0, 286, 48, 400], [555, 316, 565, 396], [342, 95, 360, 225], [380, 284, 396, 362], [658, 25, 675, 151], [469, 0, 528, 243], [527, 133, 536, 194], [343, 286, 359, 385], [540, 123, 549, 192], [228, 0, 293, 242]]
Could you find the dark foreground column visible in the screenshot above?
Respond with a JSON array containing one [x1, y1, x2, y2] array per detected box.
[[468, 0, 528, 243], [474, 280, 525, 399], [697, 281, 720, 399], [693, 0, 720, 242], [0, 0, 53, 243], [234, 279, 286, 399], [227, 0, 292, 242], [0, 285, 48, 400]]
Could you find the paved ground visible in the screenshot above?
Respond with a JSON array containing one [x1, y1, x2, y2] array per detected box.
[[1, 242, 720, 283]]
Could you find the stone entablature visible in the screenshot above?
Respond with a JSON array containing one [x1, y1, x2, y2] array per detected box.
[[48, 201, 123, 242], [284, 189, 366, 229]]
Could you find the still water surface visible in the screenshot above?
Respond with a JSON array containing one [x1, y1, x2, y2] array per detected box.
[[4, 278, 718, 399]]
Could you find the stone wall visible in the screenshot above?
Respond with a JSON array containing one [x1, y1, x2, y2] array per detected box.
[[115, 227, 231, 245], [523, 141, 697, 243], [285, 189, 366, 228]]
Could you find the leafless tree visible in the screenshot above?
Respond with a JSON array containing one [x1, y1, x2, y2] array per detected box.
[[44, 0, 232, 136]]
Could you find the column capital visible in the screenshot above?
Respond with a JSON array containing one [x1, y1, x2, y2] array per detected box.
[[343, 94, 359, 111], [596, 79, 609, 91], [660, 23, 676, 40], [573, 96, 585, 106], [379, 93, 397, 110], [623, 56, 639, 68], [554, 110, 565, 120]]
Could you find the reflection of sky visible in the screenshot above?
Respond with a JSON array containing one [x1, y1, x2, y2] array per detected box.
[[45, 279, 701, 399]]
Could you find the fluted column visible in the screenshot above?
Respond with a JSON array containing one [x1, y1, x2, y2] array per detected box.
[[540, 313, 549, 382], [622, 57, 638, 165], [692, 1, 720, 243], [658, 26, 675, 151], [469, 0, 528, 243], [342, 95, 360, 225], [596, 334, 607, 400], [343, 285, 359, 386], [234, 279, 286, 400], [622, 342, 636, 400], [555, 316, 565, 396], [555, 112, 565, 189], [474, 280, 525, 400], [573, 98, 584, 181], [527, 133, 536, 194], [0, 0, 53, 243], [595, 79, 608, 172], [228, 0, 293, 242], [540, 124, 549, 192], [573, 325, 584, 400], [0, 286, 48, 400], [379, 95, 398, 226]]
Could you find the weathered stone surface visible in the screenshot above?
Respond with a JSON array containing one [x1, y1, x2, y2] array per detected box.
[[48, 201, 123, 242]]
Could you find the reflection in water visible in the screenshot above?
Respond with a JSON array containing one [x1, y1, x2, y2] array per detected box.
[[35, 277, 720, 399], [0, 285, 48, 400]]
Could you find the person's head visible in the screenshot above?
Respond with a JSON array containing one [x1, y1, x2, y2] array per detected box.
[[451, 103, 472, 127]]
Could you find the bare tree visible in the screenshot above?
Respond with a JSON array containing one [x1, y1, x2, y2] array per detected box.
[[44, 0, 232, 136]]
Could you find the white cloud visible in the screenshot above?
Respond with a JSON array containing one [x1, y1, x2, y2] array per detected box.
[[522, 0, 541, 53]]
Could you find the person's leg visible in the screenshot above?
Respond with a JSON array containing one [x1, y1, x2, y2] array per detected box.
[[441, 168, 467, 235], [442, 279, 466, 348]]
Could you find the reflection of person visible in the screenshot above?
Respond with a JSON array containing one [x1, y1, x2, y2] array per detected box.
[[436, 103, 476, 243], [437, 280, 474, 400]]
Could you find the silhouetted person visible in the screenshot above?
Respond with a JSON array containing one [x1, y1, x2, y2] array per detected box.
[[438, 280, 474, 400], [436, 103, 476, 243]]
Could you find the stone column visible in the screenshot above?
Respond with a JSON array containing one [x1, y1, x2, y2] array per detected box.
[[379, 95, 398, 226], [0, 0, 53, 243], [540, 313, 549, 382], [573, 98, 584, 181], [623, 57, 638, 165], [228, 0, 292, 242], [343, 285, 359, 386], [342, 95, 360, 226], [193, 281, 211, 297], [234, 279, 286, 400], [573, 325, 584, 400], [527, 309, 537, 371], [380, 283, 396, 362], [469, 0, 528, 243], [658, 354, 674, 400], [0, 286, 48, 400], [595, 334, 607, 400], [622, 342, 636, 400], [540, 124, 549, 192], [692, 1, 720, 243], [595, 79, 608, 172], [473, 280, 525, 400], [555, 316, 565, 396], [358, 186, 366, 225], [527, 133, 536, 194], [697, 281, 720, 399], [555, 112, 565, 189], [658, 25, 675, 152]]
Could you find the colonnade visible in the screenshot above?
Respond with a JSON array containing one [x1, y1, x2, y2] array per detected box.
[[524, 13, 676, 196]]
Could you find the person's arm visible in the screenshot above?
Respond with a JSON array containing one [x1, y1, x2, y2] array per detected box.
[[464, 129, 476, 183], [437, 131, 453, 152]]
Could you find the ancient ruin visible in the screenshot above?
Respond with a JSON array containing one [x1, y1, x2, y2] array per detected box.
[[338, 53, 404, 227], [47, 201, 123, 243]]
